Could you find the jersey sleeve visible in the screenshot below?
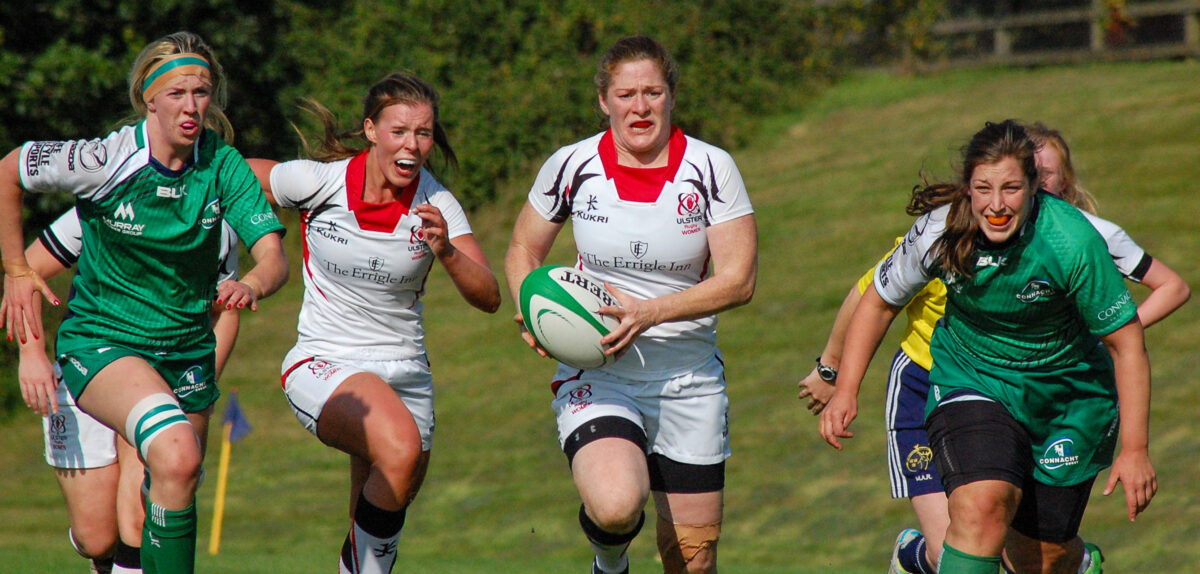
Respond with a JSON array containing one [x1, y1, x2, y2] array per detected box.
[[857, 238, 904, 295], [874, 209, 944, 307], [526, 145, 582, 224], [697, 146, 754, 226], [426, 187, 473, 240], [18, 135, 124, 196], [1062, 222, 1138, 337], [217, 222, 240, 283], [269, 159, 343, 210], [1081, 211, 1151, 282], [217, 146, 286, 249], [38, 208, 85, 268]]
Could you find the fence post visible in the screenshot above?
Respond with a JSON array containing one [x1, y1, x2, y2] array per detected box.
[[1091, 0, 1107, 52]]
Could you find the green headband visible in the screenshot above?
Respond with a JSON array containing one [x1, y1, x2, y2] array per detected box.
[[142, 53, 211, 103]]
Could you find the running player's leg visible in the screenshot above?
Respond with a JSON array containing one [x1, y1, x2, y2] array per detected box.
[[653, 483, 722, 574], [1004, 476, 1096, 574], [45, 381, 121, 564], [884, 350, 945, 572], [113, 436, 145, 574], [318, 372, 424, 574], [647, 360, 729, 574], [78, 356, 202, 574], [555, 374, 650, 574]]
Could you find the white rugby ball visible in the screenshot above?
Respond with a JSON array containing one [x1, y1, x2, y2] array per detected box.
[[519, 265, 620, 369]]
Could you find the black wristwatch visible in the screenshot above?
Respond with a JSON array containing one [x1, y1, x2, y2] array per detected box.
[[815, 357, 838, 383]]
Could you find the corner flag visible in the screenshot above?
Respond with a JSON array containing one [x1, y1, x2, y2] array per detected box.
[[210, 390, 251, 554], [222, 391, 253, 442]]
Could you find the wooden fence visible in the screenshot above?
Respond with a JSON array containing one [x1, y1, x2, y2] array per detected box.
[[929, 0, 1200, 66]]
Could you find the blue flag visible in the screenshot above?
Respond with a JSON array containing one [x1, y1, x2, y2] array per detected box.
[[221, 391, 252, 443]]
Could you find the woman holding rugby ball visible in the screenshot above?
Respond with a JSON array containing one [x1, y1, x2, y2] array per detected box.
[[505, 35, 757, 574], [820, 120, 1156, 574], [249, 72, 499, 574]]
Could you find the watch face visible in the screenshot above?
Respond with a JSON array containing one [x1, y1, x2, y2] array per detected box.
[[818, 365, 836, 382]]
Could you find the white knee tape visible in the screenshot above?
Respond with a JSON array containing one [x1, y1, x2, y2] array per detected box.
[[125, 393, 188, 460]]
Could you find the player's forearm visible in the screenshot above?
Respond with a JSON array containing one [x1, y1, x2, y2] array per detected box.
[[1105, 322, 1152, 451], [440, 240, 501, 313], [819, 285, 864, 369], [243, 233, 288, 299], [835, 289, 900, 397], [0, 151, 30, 271]]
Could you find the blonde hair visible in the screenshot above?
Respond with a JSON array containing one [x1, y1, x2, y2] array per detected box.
[[1027, 122, 1098, 215], [127, 31, 233, 143]]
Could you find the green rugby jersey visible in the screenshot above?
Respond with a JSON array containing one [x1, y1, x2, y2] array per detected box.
[[19, 122, 285, 349], [875, 193, 1137, 484]]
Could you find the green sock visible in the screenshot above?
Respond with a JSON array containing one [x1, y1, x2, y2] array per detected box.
[[939, 542, 1002, 574], [141, 502, 196, 574]]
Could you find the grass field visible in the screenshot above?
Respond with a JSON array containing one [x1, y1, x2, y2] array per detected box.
[[2, 59, 1198, 573]]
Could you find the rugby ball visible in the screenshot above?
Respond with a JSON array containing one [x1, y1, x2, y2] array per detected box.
[[519, 265, 621, 369]]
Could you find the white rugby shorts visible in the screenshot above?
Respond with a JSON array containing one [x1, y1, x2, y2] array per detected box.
[[551, 354, 730, 466], [281, 348, 435, 451], [43, 376, 118, 469]]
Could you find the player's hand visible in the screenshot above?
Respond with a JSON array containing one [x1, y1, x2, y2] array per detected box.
[[18, 338, 59, 416], [798, 367, 836, 414], [413, 204, 453, 259], [2, 263, 59, 343], [1104, 446, 1157, 521], [598, 283, 654, 359], [216, 278, 262, 311], [512, 313, 549, 358], [819, 390, 858, 450]]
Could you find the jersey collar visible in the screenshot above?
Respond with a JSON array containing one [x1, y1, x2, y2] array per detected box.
[[345, 151, 420, 233]]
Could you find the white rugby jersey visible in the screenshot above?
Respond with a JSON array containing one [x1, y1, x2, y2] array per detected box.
[[528, 128, 754, 380], [39, 208, 240, 284], [270, 153, 472, 360]]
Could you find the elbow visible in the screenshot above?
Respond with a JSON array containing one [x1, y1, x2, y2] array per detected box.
[[731, 280, 756, 308], [475, 282, 502, 314]]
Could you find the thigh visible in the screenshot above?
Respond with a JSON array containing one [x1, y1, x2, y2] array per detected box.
[[55, 463, 121, 534], [44, 379, 119, 469], [75, 356, 178, 441], [316, 371, 421, 464], [926, 395, 1031, 494], [645, 360, 730, 467], [1010, 476, 1095, 543]]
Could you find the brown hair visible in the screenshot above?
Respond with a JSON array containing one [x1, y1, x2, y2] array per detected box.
[[127, 31, 233, 143], [300, 72, 457, 172], [594, 35, 679, 97], [908, 120, 1039, 279], [1026, 122, 1098, 215]]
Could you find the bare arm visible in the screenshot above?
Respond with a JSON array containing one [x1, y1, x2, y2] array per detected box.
[[209, 291, 241, 379], [217, 232, 288, 312], [412, 203, 500, 313], [600, 213, 758, 355], [12, 238, 72, 415], [819, 286, 902, 450], [1135, 258, 1190, 328], [504, 202, 564, 356], [247, 158, 280, 206], [797, 284, 863, 413], [1100, 319, 1156, 521], [0, 149, 59, 342]]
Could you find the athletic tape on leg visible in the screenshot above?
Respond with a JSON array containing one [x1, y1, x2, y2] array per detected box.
[[125, 393, 189, 460]]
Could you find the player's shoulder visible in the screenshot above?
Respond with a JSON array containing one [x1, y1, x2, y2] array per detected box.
[[545, 132, 604, 167]]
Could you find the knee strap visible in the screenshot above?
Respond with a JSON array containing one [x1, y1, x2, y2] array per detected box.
[[657, 519, 722, 565], [125, 393, 189, 460]]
